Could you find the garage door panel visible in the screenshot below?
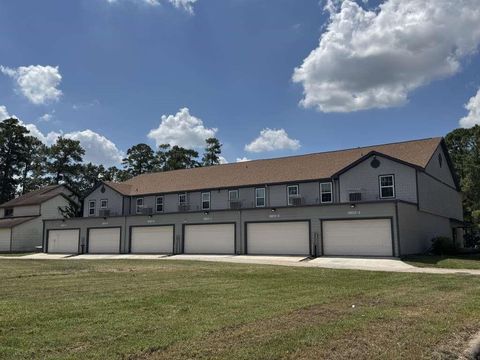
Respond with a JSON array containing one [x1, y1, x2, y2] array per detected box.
[[184, 224, 235, 254], [131, 226, 174, 253], [88, 228, 120, 254], [323, 219, 392, 256], [247, 221, 310, 255], [0, 228, 11, 252], [48, 229, 79, 253]]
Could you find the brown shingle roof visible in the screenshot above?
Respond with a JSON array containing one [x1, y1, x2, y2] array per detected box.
[[109, 137, 443, 196], [0, 185, 67, 208], [0, 216, 37, 229]]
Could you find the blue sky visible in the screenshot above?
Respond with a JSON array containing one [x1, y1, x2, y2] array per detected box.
[[1, 0, 480, 166]]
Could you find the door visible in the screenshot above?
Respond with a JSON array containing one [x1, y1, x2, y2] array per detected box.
[[130, 226, 174, 254], [47, 229, 79, 253], [184, 224, 235, 254], [0, 228, 11, 252], [322, 219, 393, 256], [246, 221, 310, 255], [88, 228, 121, 253]]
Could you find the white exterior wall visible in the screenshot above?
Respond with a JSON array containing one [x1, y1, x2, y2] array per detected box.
[[417, 172, 463, 220], [339, 155, 417, 203]]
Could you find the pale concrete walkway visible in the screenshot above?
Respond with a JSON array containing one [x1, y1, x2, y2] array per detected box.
[[2, 253, 480, 276]]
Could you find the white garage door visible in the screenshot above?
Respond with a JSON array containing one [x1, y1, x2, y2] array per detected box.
[[247, 221, 310, 255], [323, 219, 393, 256], [0, 228, 11, 252], [88, 228, 121, 254], [184, 224, 235, 254], [48, 229, 79, 253], [130, 226, 174, 254]]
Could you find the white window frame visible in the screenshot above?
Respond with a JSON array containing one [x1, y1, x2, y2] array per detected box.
[[255, 187, 266, 208], [88, 200, 96, 216], [228, 189, 239, 201], [178, 193, 187, 205], [100, 199, 108, 209], [155, 196, 164, 213], [320, 182, 333, 204], [287, 185, 299, 206], [201, 192, 211, 210], [136, 198, 144, 214], [379, 175, 395, 199]]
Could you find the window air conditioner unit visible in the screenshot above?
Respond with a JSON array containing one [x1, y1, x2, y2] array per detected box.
[[99, 209, 110, 217], [229, 200, 242, 209], [349, 192, 362, 202]]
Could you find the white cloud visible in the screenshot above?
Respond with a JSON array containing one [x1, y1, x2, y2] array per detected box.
[[106, 0, 197, 13], [245, 128, 300, 153], [0, 105, 10, 120], [236, 157, 250, 162], [64, 130, 124, 166], [218, 156, 228, 164], [459, 89, 480, 128], [148, 107, 217, 149], [39, 111, 55, 122], [1, 65, 62, 105], [292, 0, 480, 113], [25, 124, 61, 144]]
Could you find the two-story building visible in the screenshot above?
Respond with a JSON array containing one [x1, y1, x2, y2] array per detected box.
[[0, 185, 78, 252], [43, 137, 464, 257]]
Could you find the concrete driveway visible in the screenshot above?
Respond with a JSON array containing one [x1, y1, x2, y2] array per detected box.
[[2, 253, 480, 276]]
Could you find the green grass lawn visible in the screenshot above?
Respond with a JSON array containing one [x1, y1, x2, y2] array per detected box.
[[404, 253, 480, 270], [1, 260, 479, 359]]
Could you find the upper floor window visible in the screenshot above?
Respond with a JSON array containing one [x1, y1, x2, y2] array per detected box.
[[255, 187, 266, 207], [4, 208, 13, 217], [88, 201, 95, 216], [136, 198, 144, 214], [179, 193, 187, 205], [156, 196, 164, 213], [287, 185, 299, 206], [379, 175, 395, 199], [320, 182, 333, 203], [100, 199, 108, 209], [202, 192, 210, 210], [228, 189, 239, 201]]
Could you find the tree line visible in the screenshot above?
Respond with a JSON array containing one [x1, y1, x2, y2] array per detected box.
[[0, 118, 223, 204]]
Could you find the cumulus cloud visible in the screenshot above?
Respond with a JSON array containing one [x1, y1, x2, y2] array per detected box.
[[0, 105, 10, 120], [0, 65, 62, 105], [148, 107, 217, 149], [64, 130, 124, 166], [236, 157, 250, 162], [218, 156, 228, 164], [39, 111, 54, 122], [292, 0, 480, 113], [106, 0, 197, 13], [245, 128, 300, 153], [459, 89, 480, 128]]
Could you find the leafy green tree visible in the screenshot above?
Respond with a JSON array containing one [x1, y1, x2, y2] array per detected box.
[[445, 126, 480, 236], [20, 136, 49, 194], [122, 143, 156, 176], [202, 137, 222, 166], [103, 166, 132, 182], [164, 145, 200, 170], [47, 137, 85, 189], [0, 118, 30, 203]]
